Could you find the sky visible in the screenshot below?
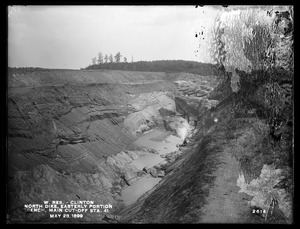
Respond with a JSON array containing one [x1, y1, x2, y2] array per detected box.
[[8, 5, 221, 69]]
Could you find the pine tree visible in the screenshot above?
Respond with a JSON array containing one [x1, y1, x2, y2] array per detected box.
[[114, 52, 122, 63]]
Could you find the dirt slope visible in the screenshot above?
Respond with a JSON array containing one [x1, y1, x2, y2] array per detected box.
[[122, 84, 292, 224], [7, 69, 178, 222], [7, 68, 218, 223]]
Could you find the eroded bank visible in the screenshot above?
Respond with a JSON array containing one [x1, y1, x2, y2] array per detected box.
[[7, 69, 219, 223]]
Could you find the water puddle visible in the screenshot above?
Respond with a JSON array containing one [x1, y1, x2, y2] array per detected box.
[[130, 153, 163, 170], [120, 175, 161, 206], [130, 129, 182, 169], [119, 128, 184, 206], [134, 128, 182, 154]]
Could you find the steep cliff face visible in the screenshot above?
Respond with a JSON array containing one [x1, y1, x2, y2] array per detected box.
[[7, 69, 219, 223]]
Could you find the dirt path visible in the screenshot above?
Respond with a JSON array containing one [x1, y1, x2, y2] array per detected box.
[[199, 149, 252, 223]]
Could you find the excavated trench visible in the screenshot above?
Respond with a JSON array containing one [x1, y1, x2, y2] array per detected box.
[[118, 123, 189, 206], [7, 69, 219, 223]]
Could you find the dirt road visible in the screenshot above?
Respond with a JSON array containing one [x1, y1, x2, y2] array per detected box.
[[199, 149, 252, 223]]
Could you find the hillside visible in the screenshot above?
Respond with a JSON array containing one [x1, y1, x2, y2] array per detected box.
[[118, 71, 293, 224], [7, 68, 219, 222], [7, 65, 293, 224]]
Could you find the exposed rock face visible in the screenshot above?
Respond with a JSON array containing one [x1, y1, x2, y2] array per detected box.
[[124, 91, 175, 135], [174, 73, 219, 98], [174, 74, 220, 124]]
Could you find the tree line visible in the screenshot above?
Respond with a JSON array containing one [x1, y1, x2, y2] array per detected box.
[[86, 59, 220, 76], [91, 51, 131, 65]]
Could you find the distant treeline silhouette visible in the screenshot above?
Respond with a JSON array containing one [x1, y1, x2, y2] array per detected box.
[[85, 60, 220, 76], [8, 60, 220, 76]]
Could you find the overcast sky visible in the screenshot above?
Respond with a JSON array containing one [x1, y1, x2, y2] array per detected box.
[[8, 5, 221, 69]]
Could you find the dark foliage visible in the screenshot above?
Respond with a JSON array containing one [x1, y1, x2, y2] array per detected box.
[[85, 60, 219, 76]]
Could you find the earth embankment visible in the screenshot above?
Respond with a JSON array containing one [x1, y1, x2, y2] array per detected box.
[[7, 69, 218, 223]]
